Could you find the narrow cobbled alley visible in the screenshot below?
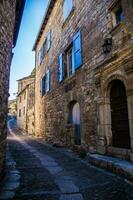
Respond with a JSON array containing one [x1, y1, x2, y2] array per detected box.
[[0, 118, 133, 200]]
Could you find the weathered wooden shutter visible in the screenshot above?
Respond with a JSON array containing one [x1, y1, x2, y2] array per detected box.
[[58, 53, 63, 82], [72, 31, 82, 70], [46, 69, 50, 92], [46, 30, 51, 52], [40, 78, 43, 96], [40, 77, 45, 96], [38, 51, 41, 66]]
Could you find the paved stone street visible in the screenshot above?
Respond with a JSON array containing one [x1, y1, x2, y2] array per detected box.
[[0, 119, 133, 200]]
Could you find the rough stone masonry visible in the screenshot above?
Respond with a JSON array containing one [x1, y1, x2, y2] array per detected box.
[[0, 0, 25, 180], [34, 0, 133, 161]]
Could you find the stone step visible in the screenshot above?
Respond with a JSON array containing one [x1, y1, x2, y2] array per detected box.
[[88, 154, 133, 181]]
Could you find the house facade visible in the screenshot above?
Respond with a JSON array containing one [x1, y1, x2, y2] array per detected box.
[[17, 70, 35, 135], [33, 0, 133, 161], [0, 0, 25, 179], [8, 99, 17, 117]]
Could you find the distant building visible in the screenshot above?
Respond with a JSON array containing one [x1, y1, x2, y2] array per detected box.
[[33, 0, 133, 161], [0, 0, 25, 179], [17, 69, 35, 135], [8, 99, 17, 117]]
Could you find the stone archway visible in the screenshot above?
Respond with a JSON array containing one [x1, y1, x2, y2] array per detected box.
[[110, 80, 130, 149], [97, 74, 133, 158]]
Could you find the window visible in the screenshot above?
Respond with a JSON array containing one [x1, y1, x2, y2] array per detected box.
[[19, 109, 21, 117], [23, 107, 25, 115], [38, 42, 45, 66], [40, 69, 50, 96], [64, 45, 73, 78], [111, 1, 124, 27], [115, 5, 124, 24], [58, 31, 82, 82], [24, 92, 26, 99], [63, 0, 74, 21], [19, 96, 21, 103], [38, 30, 51, 66]]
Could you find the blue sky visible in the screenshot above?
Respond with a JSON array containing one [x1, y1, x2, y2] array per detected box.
[[9, 0, 49, 100]]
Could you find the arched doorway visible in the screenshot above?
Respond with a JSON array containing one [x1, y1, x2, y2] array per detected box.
[[68, 101, 81, 145], [110, 80, 130, 149]]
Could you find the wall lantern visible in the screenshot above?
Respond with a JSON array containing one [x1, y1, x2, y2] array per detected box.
[[102, 37, 112, 54]]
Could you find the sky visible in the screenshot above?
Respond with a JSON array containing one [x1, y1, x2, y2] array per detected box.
[[9, 0, 49, 100]]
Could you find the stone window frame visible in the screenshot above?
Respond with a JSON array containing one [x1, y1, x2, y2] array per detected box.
[[108, 0, 124, 28]]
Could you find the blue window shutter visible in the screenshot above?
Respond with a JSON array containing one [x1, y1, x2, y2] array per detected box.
[[41, 42, 45, 59], [46, 30, 51, 52], [39, 43, 45, 66], [46, 69, 50, 92], [38, 51, 41, 66], [72, 31, 82, 70], [40, 78, 43, 96], [40, 77, 45, 96], [58, 54, 63, 82]]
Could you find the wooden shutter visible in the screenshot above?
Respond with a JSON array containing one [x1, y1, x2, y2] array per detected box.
[[38, 51, 41, 66], [40, 78, 43, 96], [72, 31, 82, 70], [46, 69, 50, 92], [38, 43, 45, 66], [46, 30, 51, 52], [40, 77, 45, 96], [58, 53, 63, 82]]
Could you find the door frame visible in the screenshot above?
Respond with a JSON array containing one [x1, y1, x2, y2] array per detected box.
[[110, 80, 130, 149], [97, 75, 133, 157]]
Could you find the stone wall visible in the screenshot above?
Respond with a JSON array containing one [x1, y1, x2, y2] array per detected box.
[[35, 0, 133, 158], [0, 0, 16, 179], [17, 76, 35, 135], [27, 81, 35, 135]]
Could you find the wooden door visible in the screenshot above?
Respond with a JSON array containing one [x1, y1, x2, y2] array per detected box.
[[110, 80, 130, 149]]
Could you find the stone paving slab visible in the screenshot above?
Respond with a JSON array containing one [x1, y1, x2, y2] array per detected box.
[[88, 154, 133, 181], [2, 119, 133, 200], [60, 193, 84, 200]]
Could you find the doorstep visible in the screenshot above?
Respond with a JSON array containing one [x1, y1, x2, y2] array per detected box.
[[88, 154, 133, 181]]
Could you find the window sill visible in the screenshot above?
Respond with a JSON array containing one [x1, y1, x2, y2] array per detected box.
[[59, 64, 83, 86], [109, 21, 123, 35]]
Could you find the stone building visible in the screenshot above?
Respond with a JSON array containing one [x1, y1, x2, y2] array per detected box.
[[8, 99, 17, 117], [17, 69, 35, 135], [33, 0, 133, 161], [0, 0, 25, 179]]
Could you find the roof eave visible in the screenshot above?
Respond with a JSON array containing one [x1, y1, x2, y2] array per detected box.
[[13, 0, 26, 47], [32, 0, 56, 51]]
